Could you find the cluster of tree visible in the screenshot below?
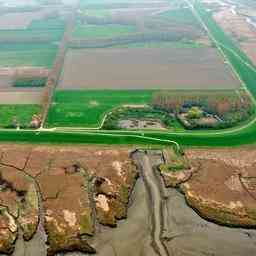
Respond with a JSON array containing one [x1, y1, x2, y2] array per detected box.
[[69, 31, 190, 48], [152, 92, 255, 129], [103, 107, 175, 130], [13, 77, 47, 87], [78, 12, 200, 39]]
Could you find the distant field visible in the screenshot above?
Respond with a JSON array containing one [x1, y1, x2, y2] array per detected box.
[[73, 1, 208, 49], [58, 48, 240, 90], [158, 8, 200, 26], [0, 16, 64, 67], [80, 9, 111, 18], [0, 104, 40, 128], [0, 91, 43, 104], [46, 90, 154, 127], [73, 24, 137, 38], [79, 1, 169, 10], [0, 43, 58, 68], [0, 16, 65, 42], [0, 9, 48, 30]]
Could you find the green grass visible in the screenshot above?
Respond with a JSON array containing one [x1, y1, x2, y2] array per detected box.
[[46, 90, 154, 128], [0, 105, 41, 128], [0, 43, 58, 67], [73, 24, 137, 38]]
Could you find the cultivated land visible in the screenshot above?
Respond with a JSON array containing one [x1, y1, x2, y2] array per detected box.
[[0, 5, 66, 127], [58, 47, 240, 90], [1, 0, 256, 146], [0, 44, 58, 68]]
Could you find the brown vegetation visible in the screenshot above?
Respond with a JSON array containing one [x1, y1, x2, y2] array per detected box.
[[160, 147, 256, 227], [0, 145, 138, 255]]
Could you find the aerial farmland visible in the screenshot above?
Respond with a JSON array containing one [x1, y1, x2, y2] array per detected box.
[[0, 0, 66, 128], [46, 0, 250, 130], [1, 0, 256, 256]]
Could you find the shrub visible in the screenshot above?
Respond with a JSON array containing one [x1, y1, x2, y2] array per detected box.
[[187, 106, 203, 119]]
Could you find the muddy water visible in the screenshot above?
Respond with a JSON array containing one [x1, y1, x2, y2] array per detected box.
[[164, 189, 256, 256]]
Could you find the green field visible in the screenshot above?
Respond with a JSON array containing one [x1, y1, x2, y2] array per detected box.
[[0, 43, 58, 67], [46, 90, 154, 128], [73, 24, 137, 38], [0, 105, 41, 128], [0, 17, 65, 41]]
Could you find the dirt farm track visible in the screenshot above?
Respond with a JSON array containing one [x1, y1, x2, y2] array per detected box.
[[58, 48, 241, 90]]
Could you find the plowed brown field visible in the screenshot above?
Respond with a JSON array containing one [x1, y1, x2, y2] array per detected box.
[[58, 48, 240, 90]]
